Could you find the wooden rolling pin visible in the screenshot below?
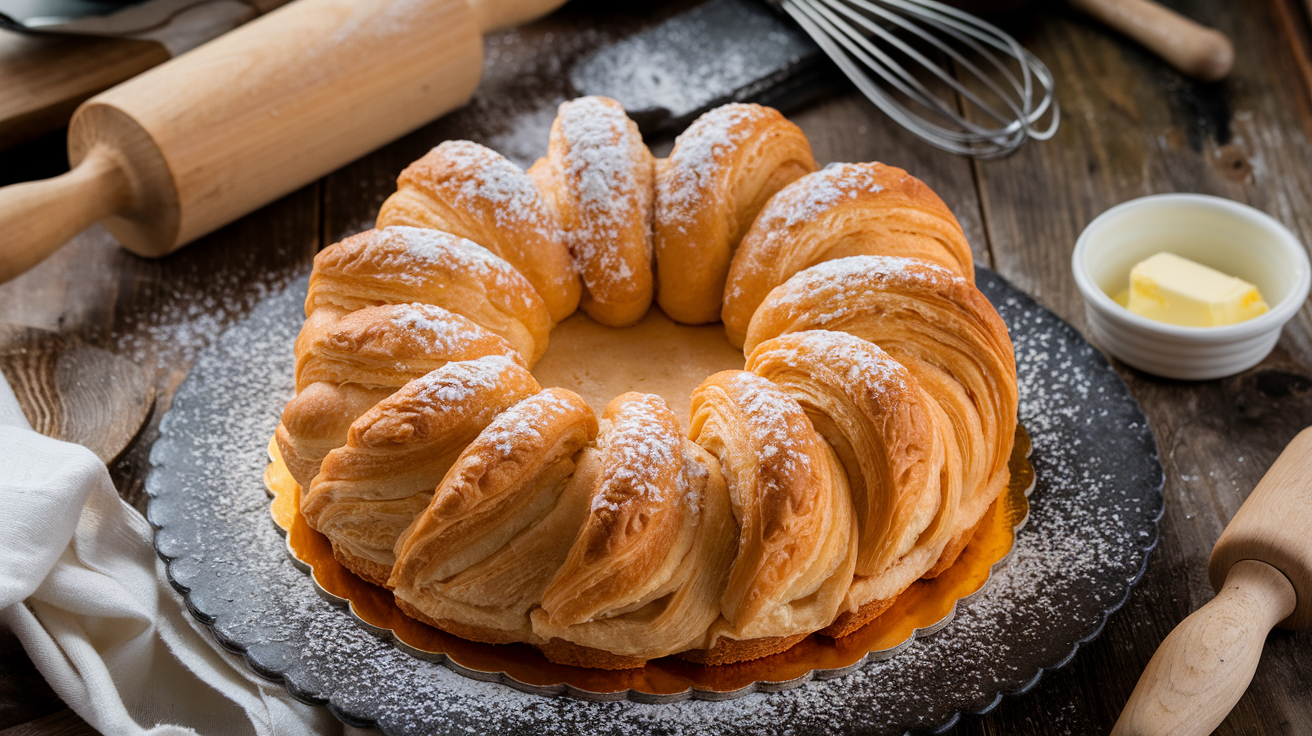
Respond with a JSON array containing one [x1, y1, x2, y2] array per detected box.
[[1112, 428, 1311, 736], [1069, 0, 1234, 82], [0, 0, 566, 284], [958, 0, 1233, 82], [0, 0, 292, 150]]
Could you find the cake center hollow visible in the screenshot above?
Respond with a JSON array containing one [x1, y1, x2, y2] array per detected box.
[[529, 307, 745, 428]]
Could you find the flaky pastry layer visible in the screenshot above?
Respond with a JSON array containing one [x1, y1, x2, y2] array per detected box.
[[273, 101, 1020, 670]]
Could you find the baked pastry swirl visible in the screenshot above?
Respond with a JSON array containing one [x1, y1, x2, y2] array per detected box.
[[721, 161, 975, 347], [390, 388, 599, 644], [276, 301, 525, 488], [743, 255, 1017, 582], [529, 96, 656, 328], [376, 140, 581, 323], [745, 330, 962, 636], [687, 371, 856, 662], [274, 100, 1018, 669], [302, 355, 539, 586], [302, 225, 550, 365], [532, 393, 735, 668], [654, 103, 817, 325]]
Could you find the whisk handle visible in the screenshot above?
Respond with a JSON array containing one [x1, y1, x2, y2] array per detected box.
[[1070, 0, 1234, 82]]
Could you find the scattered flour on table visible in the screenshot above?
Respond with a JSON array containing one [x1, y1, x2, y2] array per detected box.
[[151, 170, 1159, 736]]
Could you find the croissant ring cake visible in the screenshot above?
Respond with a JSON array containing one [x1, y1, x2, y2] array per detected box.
[[274, 98, 1018, 669]]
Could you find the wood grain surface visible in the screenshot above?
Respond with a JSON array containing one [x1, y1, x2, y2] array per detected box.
[[0, 32, 169, 151], [0, 324, 154, 464], [2, 0, 1311, 734]]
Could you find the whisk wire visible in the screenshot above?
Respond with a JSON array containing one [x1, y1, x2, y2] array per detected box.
[[786, 2, 1003, 154], [773, 0, 1058, 157], [810, 1, 972, 124], [892, 0, 1059, 131], [821, 0, 1024, 131]]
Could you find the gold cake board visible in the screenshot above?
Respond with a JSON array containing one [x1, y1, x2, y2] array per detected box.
[[264, 426, 1033, 701]]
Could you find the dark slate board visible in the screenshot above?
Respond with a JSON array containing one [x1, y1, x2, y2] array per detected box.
[[146, 267, 1164, 735]]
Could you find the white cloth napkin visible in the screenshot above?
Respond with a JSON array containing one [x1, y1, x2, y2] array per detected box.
[[0, 371, 353, 736]]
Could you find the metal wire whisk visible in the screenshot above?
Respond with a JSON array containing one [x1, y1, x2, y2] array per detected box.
[[770, 0, 1058, 159]]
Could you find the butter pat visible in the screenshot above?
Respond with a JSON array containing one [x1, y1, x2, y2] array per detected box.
[[1123, 252, 1268, 327]]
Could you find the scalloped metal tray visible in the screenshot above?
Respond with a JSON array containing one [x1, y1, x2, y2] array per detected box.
[[146, 267, 1164, 735], [264, 425, 1033, 703]]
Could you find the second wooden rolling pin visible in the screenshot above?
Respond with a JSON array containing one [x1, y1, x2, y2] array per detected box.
[[1112, 427, 1312, 735], [0, 0, 566, 284]]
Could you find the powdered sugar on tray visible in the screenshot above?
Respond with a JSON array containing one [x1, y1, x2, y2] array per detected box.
[[147, 270, 1162, 735], [114, 270, 286, 377]]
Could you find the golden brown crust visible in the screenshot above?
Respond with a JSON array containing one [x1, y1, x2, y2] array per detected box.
[[817, 596, 895, 639], [330, 540, 394, 589], [377, 141, 581, 323], [394, 596, 525, 646], [721, 162, 975, 347], [688, 370, 856, 641], [392, 389, 598, 584], [295, 303, 523, 392], [654, 103, 816, 325], [278, 302, 529, 489], [305, 226, 551, 366], [276, 383, 394, 488], [923, 515, 986, 580], [539, 393, 688, 626], [744, 255, 1017, 559], [747, 330, 950, 581], [533, 401, 736, 662], [387, 389, 599, 643], [302, 356, 540, 578], [678, 632, 809, 666], [530, 97, 655, 328], [536, 638, 648, 670]]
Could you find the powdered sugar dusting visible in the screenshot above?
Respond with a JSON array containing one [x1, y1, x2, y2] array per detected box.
[[680, 448, 710, 524], [340, 227, 540, 314], [752, 330, 910, 406], [554, 97, 650, 289], [799, 254, 953, 284], [377, 226, 512, 279], [591, 395, 682, 513], [727, 372, 813, 480], [766, 255, 959, 326], [378, 303, 497, 355], [428, 141, 557, 239], [656, 104, 760, 230], [764, 162, 887, 230], [149, 271, 1160, 735], [406, 355, 522, 409], [478, 389, 584, 457], [721, 164, 891, 306]]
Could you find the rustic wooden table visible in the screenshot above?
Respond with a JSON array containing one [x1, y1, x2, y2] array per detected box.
[[3, 0, 1311, 733]]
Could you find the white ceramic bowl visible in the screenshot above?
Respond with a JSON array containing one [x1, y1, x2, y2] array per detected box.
[[1072, 194, 1310, 380]]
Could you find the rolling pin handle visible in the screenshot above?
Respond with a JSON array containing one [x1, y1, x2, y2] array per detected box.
[[1070, 0, 1235, 82], [1111, 559, 1297, 736], [0, 146, 131, 284]]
